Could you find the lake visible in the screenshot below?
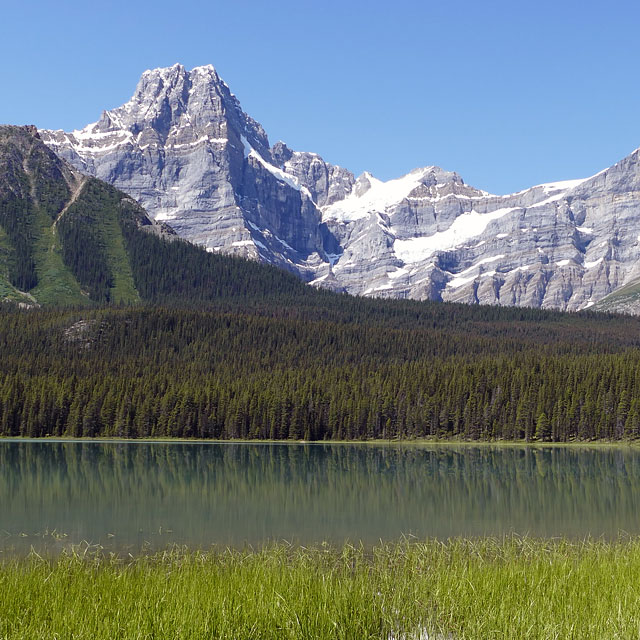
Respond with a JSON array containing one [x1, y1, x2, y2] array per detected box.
[[1, 440, 639, 554]]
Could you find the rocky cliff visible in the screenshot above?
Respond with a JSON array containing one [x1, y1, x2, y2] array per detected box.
[[42, 64, 351, 280], [41, 64, 640, 312]]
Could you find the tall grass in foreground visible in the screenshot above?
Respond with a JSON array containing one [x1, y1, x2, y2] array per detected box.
[[1, 538, 640, 639]]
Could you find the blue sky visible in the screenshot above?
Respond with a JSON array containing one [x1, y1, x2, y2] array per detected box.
[[2, 0, 639, 194]]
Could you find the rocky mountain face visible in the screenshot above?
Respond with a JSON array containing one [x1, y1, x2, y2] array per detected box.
[[41, 64, 640, 312], [42, 64, 352, 280]]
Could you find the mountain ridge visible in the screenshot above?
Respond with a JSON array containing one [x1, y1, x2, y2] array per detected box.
[[40, 64, 640, 313]]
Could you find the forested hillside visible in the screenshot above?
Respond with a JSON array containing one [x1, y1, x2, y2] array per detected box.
[[1, 299, 639, 442], [0, 125, 157, 306]]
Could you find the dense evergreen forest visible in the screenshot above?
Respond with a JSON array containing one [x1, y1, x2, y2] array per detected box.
[[2, 287, 640, 441]]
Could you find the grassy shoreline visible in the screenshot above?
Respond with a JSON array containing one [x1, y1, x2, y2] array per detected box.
[[2, 435, 640, 449], [1, 538, 639, 639]]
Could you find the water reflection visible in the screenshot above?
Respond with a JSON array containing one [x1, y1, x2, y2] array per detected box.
[[1, 441, 639, 553]]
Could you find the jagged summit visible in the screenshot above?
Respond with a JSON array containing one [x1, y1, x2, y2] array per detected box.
[[47, 63, 269, 163], [39, 65, 640, 312]]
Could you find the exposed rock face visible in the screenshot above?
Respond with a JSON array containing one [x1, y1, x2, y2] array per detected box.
[[318, 162, 640, 311], [41, 64, 350, 278], [41, 64, 640, 312], [271, 141, 355, 207]]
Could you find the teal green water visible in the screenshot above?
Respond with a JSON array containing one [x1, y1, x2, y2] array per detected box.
[[1, 441, 640, 554]]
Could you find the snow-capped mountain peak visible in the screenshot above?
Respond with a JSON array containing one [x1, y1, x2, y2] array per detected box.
[[40, 64, 640, 312]]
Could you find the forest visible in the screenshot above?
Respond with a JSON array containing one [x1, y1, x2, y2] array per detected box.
[[1, 290, 640, 441]]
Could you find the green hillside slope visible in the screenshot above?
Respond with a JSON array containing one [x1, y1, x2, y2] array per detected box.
[[0, 126, 149, 306]]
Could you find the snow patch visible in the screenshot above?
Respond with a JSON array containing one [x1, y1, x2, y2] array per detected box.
[[240, 135, 253, 158], [241, 135, 313, 197], [272, 235, 294, 252], [170, 136, 226, 149], [538, 178, 590, 192], [556, 259, 571, 267], [394, 208, 516, 264], [322, 167, 434, 223], [154, 209, 177, 221], [387, 267, 409, 280], [447, 273, 478, 289], [577, 226, 593, 234], [364, 283, 394, 294], [452, 255, 505, 278], [584, 257, 603, 269], [71, 126, 122, 141], [67, 136, 134, 154], [446, 255, 504, 288]]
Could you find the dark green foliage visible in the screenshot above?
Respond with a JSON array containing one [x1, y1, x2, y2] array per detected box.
[[120, 218, 319, 304], [0, 191, 37, 290], [1, 300, 640, 441], [0, 132, 38, 290], [56, 179, 117, 303]]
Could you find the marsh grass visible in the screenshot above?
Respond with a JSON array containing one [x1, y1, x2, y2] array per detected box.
[[1, 537, 640, 639]]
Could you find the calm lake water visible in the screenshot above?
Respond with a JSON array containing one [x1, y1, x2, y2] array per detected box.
[[1, 440, 640, 554]]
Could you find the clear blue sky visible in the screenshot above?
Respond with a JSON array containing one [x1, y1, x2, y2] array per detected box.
[[2, 0, 639, 194]]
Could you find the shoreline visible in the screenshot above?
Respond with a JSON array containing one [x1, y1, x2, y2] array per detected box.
[[1, 435, 639, 448]]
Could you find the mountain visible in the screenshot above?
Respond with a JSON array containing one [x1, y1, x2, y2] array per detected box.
[[0, 125, 151, 306], [41, 64, 640, 312], [42, 64, 352, 282], [0, 125, 317, 308]]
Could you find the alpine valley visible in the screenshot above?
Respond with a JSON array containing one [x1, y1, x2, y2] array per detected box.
[[39, 63, 640, 313]]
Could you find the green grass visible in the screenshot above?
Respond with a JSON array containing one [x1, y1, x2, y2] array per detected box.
[[96, 196, 139, 304], [593, 276, 640, 313], [28, 202, 91, 307], [2, 538, 640, 639], [0, 278, 33, 304]]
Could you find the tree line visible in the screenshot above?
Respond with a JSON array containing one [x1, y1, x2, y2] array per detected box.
[[1, 304, 640, 442]]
